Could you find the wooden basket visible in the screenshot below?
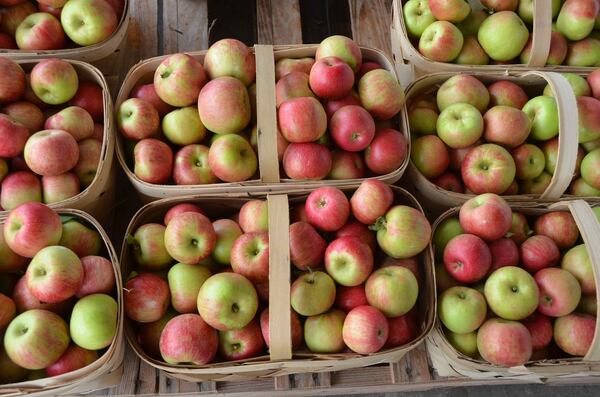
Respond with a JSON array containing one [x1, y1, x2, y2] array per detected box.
[[0, 0, 129, 62], [0, 59, 117, 222], [114, 44, 410, 202], [120, 186, 435, 381], [426, 200, 600, 381], [404, 70, 583, 210], [0, 208, 125, 397], [390, 0, 600, 79]]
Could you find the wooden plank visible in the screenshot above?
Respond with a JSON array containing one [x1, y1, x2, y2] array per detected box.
[[110, 346, 140, 396], [256, 0, 303, 44], [348, 0, 393, 56], [136, 361, 158, 395], [273, 375, 291, 390], [207, 0, 257, 46], [162, 0, 210, 54], [299, 0, 353, 44]]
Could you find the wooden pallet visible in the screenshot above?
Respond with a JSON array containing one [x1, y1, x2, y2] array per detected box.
[[92, 1, 600, 395]]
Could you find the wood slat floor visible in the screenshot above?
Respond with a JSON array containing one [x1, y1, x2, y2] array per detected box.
[[91, 1, 600, 395]]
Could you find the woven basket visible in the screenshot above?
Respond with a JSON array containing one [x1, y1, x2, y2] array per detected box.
[[120, 186, 435, 381], [404, 70, 583, 210], [115, 44, 409, 202], [0, 208, 124, 396], [427, 200, 600, 381], [0, 59, 116, 222], [0, 0, 129, 62]]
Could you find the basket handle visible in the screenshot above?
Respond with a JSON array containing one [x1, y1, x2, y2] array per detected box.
[[566, 200, 600, 361], [390, 0, 415, 87], [527, 0, 552, 67], [523, 71, 579, 200], [267, 194, 292, 361], [255, 45, 281, 184]]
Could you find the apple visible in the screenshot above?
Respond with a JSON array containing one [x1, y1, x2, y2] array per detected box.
[[577, 295, 597, 316], [72, 138, 100, 187], [24, 130, 79, 176], [461, 143, 516, 194], [522, 31, 568, 65], [133, 138, 173, 184], [520, 171, 552, 195], [428, 0, 470, 22], [124, 273, 170, 323], [162, 106, 206, 146], [582, 148, 600, 190], [409, 106, 438, 135], [46, 344, 97, 377], [512, 144, 545, 180], [117, 98, 160, 140], [15, 12, 64, 50], [198, 76, 250, 135], [556, 0, 599, 41], [290, 271, 336, 316], [403, 0, 436, 37], [419, 21, 463, 62], [476, 318, 532, 366], [570, 177, 600, 196], [278, 96, 326, 143], [520, 235, 560, 273], [173, 144, 217, 185], [2, 101, 44, 133], [521, 96, 558, 141], [329, 105, 375, 152], [1, 171, 42, 211], [130, 84, 173, 121], [204, 38, 255, 86], [212, 219, 242, 265], [167, 263, 211, 314], [562, 244, 595, 296], [128, 223, 172, 270], [433, 216, 464, 259], [411, 135, 450, 179], [437, 103, 483, 149], [488, 238, 519, 271], [230, 232, 269, 284], [374, 205, 431, 259], [488, 80, 528, 109], [315, 35, 362, 73], [325, 236, 373, 287], [69, 81, 104, 122], [76, 256, 115, 298], [481, 0, 517, 11], [579, 97, 600, 144], [554, 313, 596, 356], [459, 193, 512, 241], [164, 203, 205, 225], [289, 221, 326, 270], [328, 150, 365, 179], [60, 0, 118, 45], [30, 58, 78, 105], [520, 313, 553, 351], [435, 262, 461, 292], [0, 114, 29, 158], [443, 234, 491, 283], [305, 186, 349, 232], [533, 211, 579, 249], [25, 246, 83, 304], [484, 266, 539, 320], [59, 219, 101, 258], [0, 2, 37, 38], [335, 284, 368, 313], [11, 275, 72, 315], [364, 128, 407, 175], [0, 293, 15, 330], [478, 11, 528, 61], [304, 310, 346, 353], [0, 224, 27, 272], [324, 91, 362, 120], [336, 220, 376, 253], [437, 74, 489, 113], [4, 309, 69, 370], [159, 314, 218, 365], [350, 179, 393, 225], [0, 346, 29, 383], [218, 319, 264, 360], [4, 202, 62, 258], [154, 53, 206, 107], [260, 308, 303, 348], [282, 142, 331, 180], [165, 211, 216, 265], [518, 0, 561, 23], [342, 305, 388, 354], [439, 286, 487, 333], [41, 173, 79, 204], [308, 56, 354, 100], [276, 71, 314, 108], [566, 38, 600, 67], [535, 268, 581, 318], [455, 36, 490, 65], [208, 134, 257, 182], [239, 199, 268, 233], [358, 69, 405, 120], [137, 310, 177, 359], [275, 58, 315, 80], [544, 73, 590, 98], [445, 330, 477, 358], [365, 266, 418, 317], [588, 68, 600, 99], [483, 106, 531, 148]]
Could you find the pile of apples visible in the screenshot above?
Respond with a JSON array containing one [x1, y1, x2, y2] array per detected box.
[[123, 180, 431, 365], [0, 202, 118, 383], [403, 0, 600, 67], [409, 73, 600, 196], [433, 193, 597, 366], [0, 56, 105, 211], [0, 0, 124, 50], [275, 35, 407, 180]]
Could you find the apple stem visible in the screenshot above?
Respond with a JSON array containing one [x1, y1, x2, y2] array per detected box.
[[126, 235, 137, 245], [368, 216, 387, 232]]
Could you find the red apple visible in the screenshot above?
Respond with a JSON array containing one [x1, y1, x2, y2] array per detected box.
[[554, 313, 595, 356], [198, 76, 250, 135], [230, 232, 269, 284], [218, 319, 264, 361], [487, 80, 528, 109], [75, 256, 115, 298], [533, 211, 579, 249], [275, 71, 314, 108], [69, 81, 104, 122], [278, 96, 326, 143], [483, 106, 531, 148], [1, 171, 42, 211], [4, 202, 62, 258], [309, 56, 354, 100], [342, 305, 388, 354], [0, 223, 27, 272], [283, 143, 332, 180], [459, 193, 512, 241], [45, 344, 97, 377], [1, 101, 44, 133], [305, 186, 350, 232], [330, 105, 375, 152], [432, 172, 464, 193], [11, 275, 71, 315], [238, 199, 268, 233], [163, 203, 205, 225], [325, 236, 373, 287], [164, 211, 216, 265], [289, 221, 326, 270], [328, 150, 365, 179], [488, 238, 519, 272], [159, 314, 217, 365], [385, 309, 419, 347], [24, 130, 79, 177], [335, 284, 368, 313], [117, 98, 159, 140], [535, 267, 581, 317], [0, 113, 29, 158], [443, 234, 491, 283], [522, 313, 553, 351], [259, 308, 303, 349], [124, 273, 170, 323], [130, 83, 173, 117], [324, 91, 361, 119], [173, 144, 217, 185], [520, 235, 560, 273], [476, 318, 532, 366], [336, 220, 376, 253], [349, 179, 394, 225], [15, 12, 65, 50], [133, 138, 173, 184], [154, 53, 207, 107], [461, 143, 516, 195], [0, 293, 16, 330]]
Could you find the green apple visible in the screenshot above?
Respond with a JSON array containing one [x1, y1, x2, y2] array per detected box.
[[570, 177, 600, 196], [60, 219, 102, 257], [61, 0, 118, 46], [522, 96, 559, 141], [207, 134, 257, 183], [581, 148, 600, 190], [518, 0, 561, 24], [403, 0, 436, 38], [445, 329, 478, 358], [439, 286, 486, 334], [4, 309, 69, 369], [290, 271, 336, 316], [408, 106, 438, 135], [478, 11, 528, 61], [162, 106, 206, 146], [168, 263, 212, 313], [484, 266, 539, 320], [556, 0, 598, 41], [304, 310, 346, 353], [419, 21, 464, 62], [70, 293, 118, 350], [437, 74, 489, 112], [457, 9, 488, 36], [562, 244, 595, 295], [432, 216, 463, 259], [436, 103, 483, 149], [365, 266, 418, 317], [512, 143, 545, 180], [212, 219, 243, 265], [128, 223, 173, 270], [197, 272, 258, 331], [543, 73, 591, 98], [565, 38, 600, 67], [373, 205, 432, 259], [454, 36, 490, 65], [30, 58, 79, 105]]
